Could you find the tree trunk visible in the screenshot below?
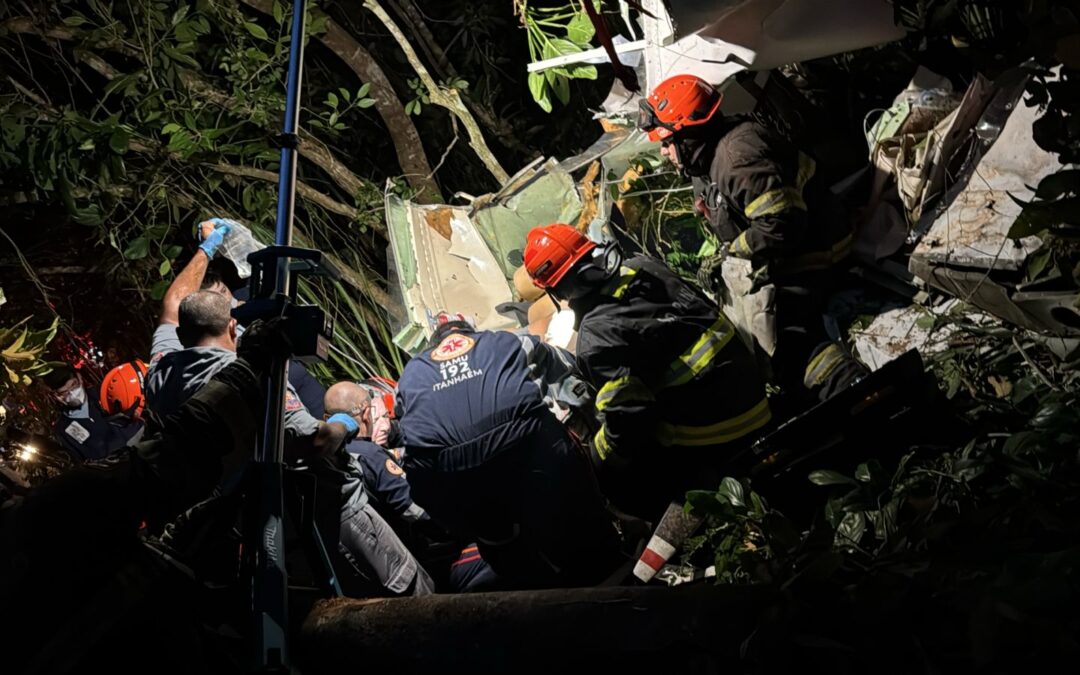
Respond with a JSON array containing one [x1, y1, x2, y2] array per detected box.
[[299, 585, 774, 674], [238, 0, 442, 204]]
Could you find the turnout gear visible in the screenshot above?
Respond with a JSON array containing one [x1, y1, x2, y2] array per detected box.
[[397, 323, 622, 587], [640, 72, 866, 404], [100, 360, 149, 419], [534, 247, 771, 519], [638, 74, 723, 142]]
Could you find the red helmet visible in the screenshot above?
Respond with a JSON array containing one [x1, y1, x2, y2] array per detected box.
[[638, 74, 723, 142], [523, 224, 597, 290], [100, 360, 149, 419]]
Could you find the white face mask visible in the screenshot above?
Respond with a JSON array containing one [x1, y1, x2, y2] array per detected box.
[[63, 385, 86, 409]]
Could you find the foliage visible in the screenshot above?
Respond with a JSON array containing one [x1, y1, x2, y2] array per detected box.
[[683, 314, 1080, 666], [517, 0, 606, 112], [0, 0, 405, 378], [0, 316, 61, 394]]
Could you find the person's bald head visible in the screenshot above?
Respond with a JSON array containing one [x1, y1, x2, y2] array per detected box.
[[324, 381, 373, 437], [177, 290, 237, 350]]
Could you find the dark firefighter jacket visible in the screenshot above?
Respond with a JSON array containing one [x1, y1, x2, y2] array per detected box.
[[571, 255, 771, 460], [691, 117, 853, 277]]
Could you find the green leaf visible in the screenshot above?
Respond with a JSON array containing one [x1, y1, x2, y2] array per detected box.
[[357, 83, 371, 99], [808, 470, 856, 486], [164, 245, 183, 258], [684, 489, 727, 516], [1034, 169, 1080, 200], [272, 0, 285, 23], [567, 64, 598, 80], [1026, 247, 1053, 281], [566, 11, 595, 44], [161, 123, 181, 134], [528, 72, 548, 106], [716, 477, 746, 508], [244, 22, 269, 40], [62, 15, 89, 27], [328, 111, 339, 126], [150, 279, 171, 301], [124, 236, 149, 260], [108, 128, 130, 154], [357, 98, 376, 109], [159, 259, 172, 275], [171, 5, 190, 26], [542, 38, 583, 60], [835, 511, 866, 546], [339, 87, 351, 102], [549, 72, 570, 105], [855, 463, 872, 482], [327, 92, 339, 107]]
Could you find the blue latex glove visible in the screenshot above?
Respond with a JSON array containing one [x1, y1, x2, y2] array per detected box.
[[326, 413, 360, 441], [198, 218, 234, 258]]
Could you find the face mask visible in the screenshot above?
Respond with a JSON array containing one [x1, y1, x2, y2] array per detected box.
[[63, 385, 86, 409]]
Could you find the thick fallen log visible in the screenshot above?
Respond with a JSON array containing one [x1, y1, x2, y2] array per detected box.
[[299, 585, 774, 674]]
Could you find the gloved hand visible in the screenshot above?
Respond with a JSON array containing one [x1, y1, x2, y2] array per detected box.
[[326, 413, 360, 442], [197, 218, 235, 258], [696, 250, 730, 305]]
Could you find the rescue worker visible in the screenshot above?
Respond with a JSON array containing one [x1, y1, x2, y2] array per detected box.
[[523, 224, 771, 520], [395, 312, 623, 588], [637, 74, 866, 405], [41, 364, 141, 462], [324, 381, 428, 526], [145, 219, 433, 597], [150, 217, 322, 408]]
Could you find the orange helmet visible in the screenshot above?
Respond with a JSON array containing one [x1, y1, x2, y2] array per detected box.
[[100, 360, 149, 419], [638, 74, 723, 142], [524, 224, 597, 290]]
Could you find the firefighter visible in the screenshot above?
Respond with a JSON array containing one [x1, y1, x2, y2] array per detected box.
[[98, 360, 150, 443], [395, 312, 623, 588], [523, 224, 771, 520], [637, 73, 866, 406]]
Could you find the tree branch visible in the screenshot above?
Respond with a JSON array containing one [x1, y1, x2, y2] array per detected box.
[[238, 0, 442, 203], [207, 162, 359, 220], [362, 0, 511, 185], [385, 0, 534, 156]]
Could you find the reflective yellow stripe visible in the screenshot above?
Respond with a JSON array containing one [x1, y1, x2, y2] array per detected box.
[[796, 152, 816, 191], [804, 343, 846, 389], [595, 375, 654, 412], [729, 231, 752, 258], [663, 316, 735, 388], [603, 266, 638, 299], [656, 398, 772, 447], [744, 187, 806, 219], [593, 425, 612, 461]]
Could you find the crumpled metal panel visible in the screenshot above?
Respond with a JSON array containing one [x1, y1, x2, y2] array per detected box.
[[471, 159, 583, 282], [911, 83, 1056, 271], [385, 195, 516, 353]]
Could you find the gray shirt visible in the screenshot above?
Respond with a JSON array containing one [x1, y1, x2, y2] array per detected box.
[[146, 323, 365, 515]]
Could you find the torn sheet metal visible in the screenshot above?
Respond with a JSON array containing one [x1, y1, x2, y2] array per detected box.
[[852, 303, 962, 371], [472, 159, 584, 282], [644, 0, 906, 88], [910, 77, 1055, 272], [385, 195, 516, 352]]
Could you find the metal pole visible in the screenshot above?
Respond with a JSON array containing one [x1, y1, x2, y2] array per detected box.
[[250, 0, 306, 669]]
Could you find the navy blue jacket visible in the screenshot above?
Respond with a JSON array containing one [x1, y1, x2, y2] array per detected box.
[[397, 328, 570, 472], [346, 439, 426, 523], [54, 397, 142, 462]]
